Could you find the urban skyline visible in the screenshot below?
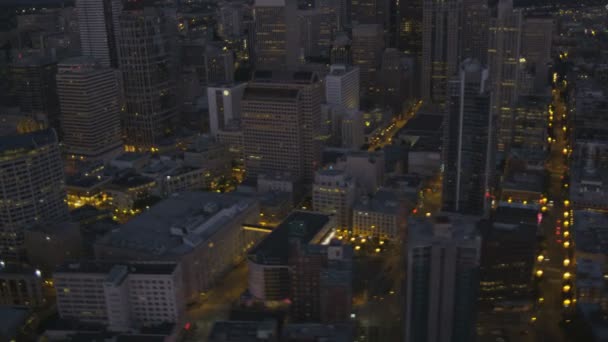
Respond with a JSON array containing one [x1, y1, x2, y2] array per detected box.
[[0, 0, 606, 341]]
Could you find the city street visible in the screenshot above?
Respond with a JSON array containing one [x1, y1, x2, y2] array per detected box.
[[532, 82, 571, 341], [184, 263, 249, 341], [368, 100, 423, 151]]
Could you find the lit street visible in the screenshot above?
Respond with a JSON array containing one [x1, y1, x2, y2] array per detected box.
[[532, 79, 571, 341], [183, 263, 249, 341]]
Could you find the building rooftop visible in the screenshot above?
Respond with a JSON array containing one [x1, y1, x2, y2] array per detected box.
[[55, 260, 178, 276], [249, 211, 332, 266], [0, 262, 39, 277], [574, 210, 608, 255], [0, 128, 57, 155], [208, 320, 277, 341], [114, 152, 148, 162], [502, 171, 546, 194], [0, 307, 29, 338], [408, 214, 480, 244], [353, 190, 405, 216], [282, 323, 354, 342], [400, 114, 443, 134], [110, 173, 155, 189], [252, 70, 319, 84], [494, 204, 540, 226], [96, 192, 258, 257], [243, 87, 300, 102]]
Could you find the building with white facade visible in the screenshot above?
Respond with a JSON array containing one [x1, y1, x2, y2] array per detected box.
[[325, 65, 360, 110], [94, 192, 261, 302], [343, 150, 385, 195], [76, 0, 122, 67], [54, 261, 184, 331], [207, 83, 247, 137], [352, 190, 407, 240], [313, 169, 357, 230]]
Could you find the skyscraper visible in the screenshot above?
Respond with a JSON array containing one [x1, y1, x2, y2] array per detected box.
[[242, 71, 322, 182], [204, 44, 235, 85], [351, 24, 384, 93], [398, 0, 423, 98], [405, 215, 481, 342], [76, 0, 122, 68], [421, 0, 461, 106], [521, 17, 554, 91], [56, 57, 122, 160], [253, 0, 300, 69], [207, 83, 247, 137], [461, 0, 489, 64], [118, 5, 179, 151], [325, 64, 360, 110], [488, 0, 523, 153], [9, 56, 61, 133], [442, 60, 493, 215], [0, 129, 69, 261], [350, 0, 388, 26]]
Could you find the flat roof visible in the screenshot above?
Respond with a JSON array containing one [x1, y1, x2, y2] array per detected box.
[[209, 320, 277, 341], [400, 114, 443, 133], [574, 210, 608, 255], [243, 87, 300, 102], [249, 211, 331, 265], [0, 128, 57, 155], [408, 213, 480, 243], [353, 190, 404, 215], [96, 192, 257, 257], [55, 260, 177, 276]]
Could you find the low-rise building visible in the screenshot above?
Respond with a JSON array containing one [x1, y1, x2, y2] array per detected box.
[[54, 261, 184, 332], [247, 212, 335, 302], [352, 190, 407, 240], [95, 192, 261, 302], [570, 143, 608, 210], [313, 169, 357, 230], [208, 320, 278, 341]]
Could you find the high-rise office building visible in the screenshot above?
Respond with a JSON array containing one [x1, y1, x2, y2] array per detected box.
[[325, 64, 360, 110], [56, 57, 122, 160], [76, 0, 122, 68], [253, 0, 300, 69], [207, 83, 247, 137], [376, 48, 408, 112], [521, 17, 553, 92], [442, 60, 493, 215], [9, 56, 61, 133], [330, 32, 352, 65], [399, 0, 423, 56], [313, 169, 357, 229], [118, 5, 179, 151], [488, 0, 523, 153], [421, 0, 461, 106], [242, 71, 323, 182], [404, 215, 481, 342], [204, 44, 235, 85], [461, 0, 489, 64], [512, 95, 549, 151], [351, 24, 384, 92], [217, 3, 244, 39], [317, 0, 342, 56], [0, 129, 69, 261], [350, 0, 388, 26]]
